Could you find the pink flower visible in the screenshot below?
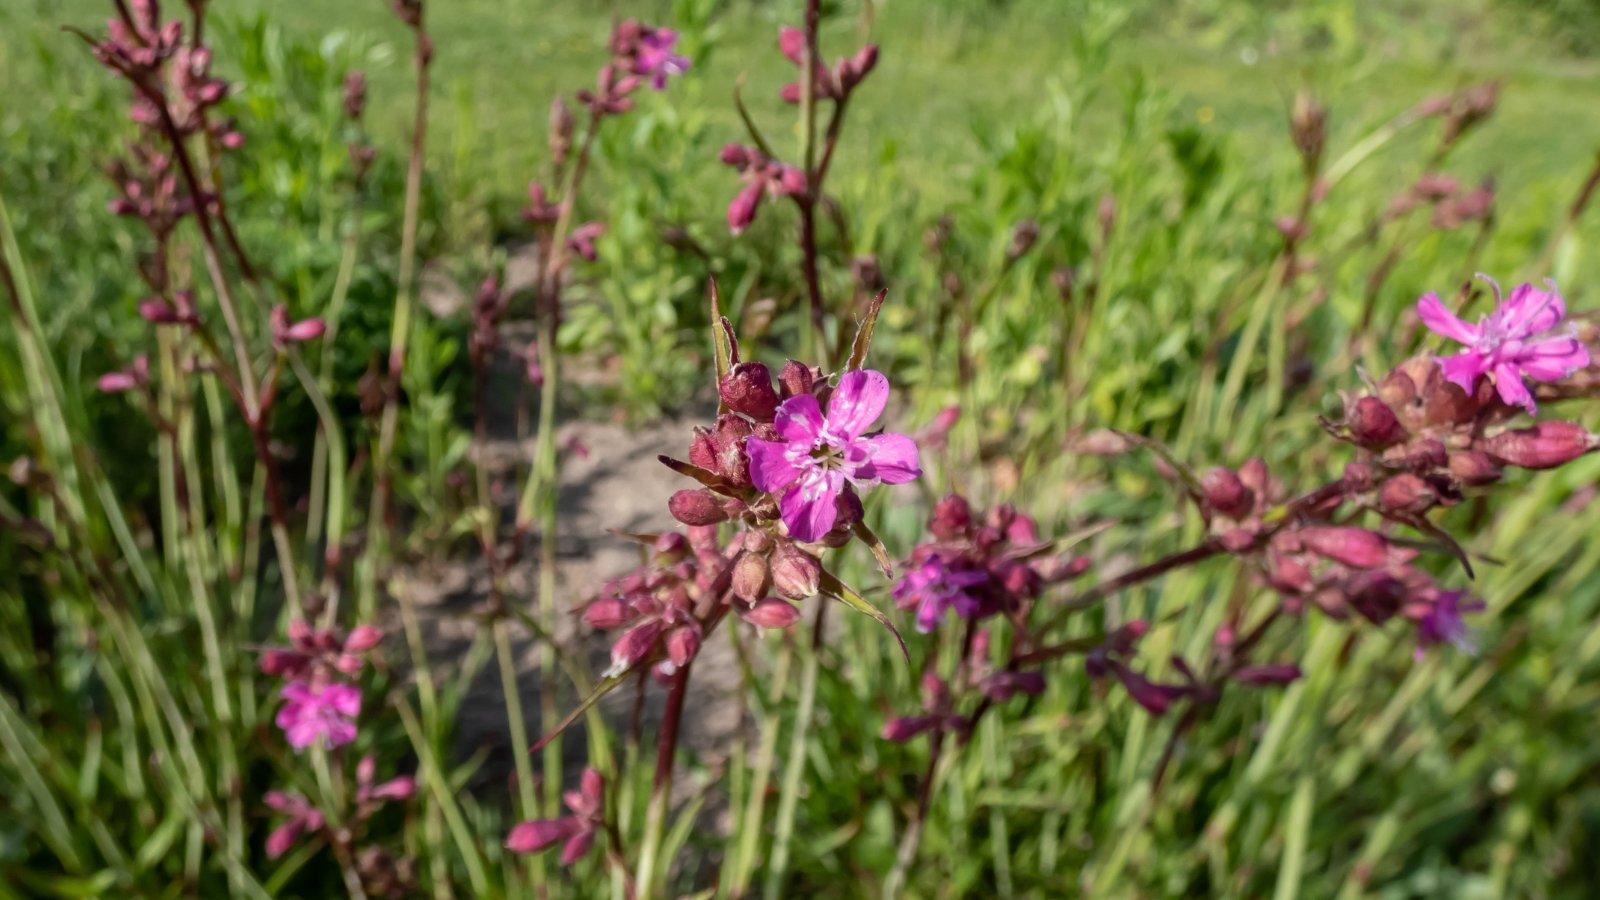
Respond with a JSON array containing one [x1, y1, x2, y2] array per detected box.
[[1413, 590, 1484, 659], [718, 145, 808, 234], [506, 767, 604, 865], [275, 680, 361, 750], [263, 791, 324, 859], [635, 27, 690, 90], [746, 370, 921, 542], [892, 553, 989, 633], [1417, 277, 1589, 413]]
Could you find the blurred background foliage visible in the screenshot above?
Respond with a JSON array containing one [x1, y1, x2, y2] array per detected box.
[[3, 0, 1600, 896]]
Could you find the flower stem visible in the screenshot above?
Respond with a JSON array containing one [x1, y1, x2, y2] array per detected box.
[[634, 660, 693, 898]]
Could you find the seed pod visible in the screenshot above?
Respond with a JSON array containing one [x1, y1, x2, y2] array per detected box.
[[668, 489, 728, 526], [718, 362, 780, 421], [1202, 467, 1254, 518], [740, 598, 800, 629], [770, 543, 822, 600], [1481, 421, 1598, 470], [1346, 396, 1407, 449], [731, 551, 771, 603], [1300, 526, 1390, 569]]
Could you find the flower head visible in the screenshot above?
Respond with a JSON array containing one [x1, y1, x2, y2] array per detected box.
[[745, 369, 921, 542], [506, 767, 604, 865], [275, 680, 361, 750], [892, 553, 989, 633], [634, 27, 690, 90], [1413, 590, 1485, 659], [1417, 277, 1589, 412]]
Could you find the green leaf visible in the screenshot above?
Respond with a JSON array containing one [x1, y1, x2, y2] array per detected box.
[[846, 289, 887, 372], [819, 569, 907, 663], [531, 672, 627, 752]]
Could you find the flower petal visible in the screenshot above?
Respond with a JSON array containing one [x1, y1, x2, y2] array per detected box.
[[1517, 337, 1590, 381], [1492, 362, 1535, 412], [826, 370, 890, 440], [779, 469, 843, 542], [773, 393, 824, 443], [1496, 282, 1564, 337], [746, 437, 803, 493], [1416, 292, 1480, 346], [506, 818, 582, 854], [854, 432, 921, 485], [1437, 352, 1486, 393]]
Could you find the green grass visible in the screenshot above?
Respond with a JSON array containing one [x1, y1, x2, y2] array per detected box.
[[5, 0, 1600, 897]]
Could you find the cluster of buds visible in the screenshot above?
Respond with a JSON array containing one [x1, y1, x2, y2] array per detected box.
[[258, 620, 383, 751], [265, 756, 417, 894], [1083, 619, 1302, 717], [467, 276, 506, 367], [610, 20, 691, 92], [893, 494, 1089, 633], [1384, 172, 1495, 230], [669, 353, 919, 544], [105, 145, 190, 239], [581, 530, 727, 680], [882, 497, 1091, 742], [505, 767, 605, 865], [85, 0, 183, 84], [718, 145, 808, 234], [775, 25, 878, 104]]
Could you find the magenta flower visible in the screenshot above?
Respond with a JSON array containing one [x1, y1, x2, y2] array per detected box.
[[275, 680, 361, 751], [263, 791, 324, 860], [746, 370, 921, 542], [635, 28, 690, 90], [1417, 277, 1589, 412], [506, 767, 604, 865], [1413, 590, 1484, 659], [892, 553, 989, 633]]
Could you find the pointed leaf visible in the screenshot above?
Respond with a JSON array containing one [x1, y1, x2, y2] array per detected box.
[[658, 455, 732, 491], [819, 570, 907, 663], [732, 76, 779, 160], [606, 529, 664, 546], [846, 289, 888, 371], [531, 673, 627, 753], [851, 518, 894, 578]]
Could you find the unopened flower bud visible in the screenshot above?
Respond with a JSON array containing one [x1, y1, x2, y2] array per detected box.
[[770, 543, 821, 599], [1447, 450, 1502, 486], [741, 598, 800, 629], [344, 625, 383, 653], [583, 598, 634, 629], [731, 551, 771, 603], [1300, 526, 1390, 568], [880, 715, 939, 743], [1347, 396, 1406, 449], [653, 532, 690, 563], [1007, 220, 1039, 259], [1379, 437, 1448, 472], [343, 71, 367, 121], [1379, 473, 1436, 514], [929, 494, 972, 541], [719, 362, 780, 421], [1481, 421, 1598, 470], [548, 97, 573, 167], [777, 360, 815, 398], [1290, 91, 1326, 164], [665, 627, 700, 668], [669, 489, 728, 526], [1202, 467, 1254, 518]]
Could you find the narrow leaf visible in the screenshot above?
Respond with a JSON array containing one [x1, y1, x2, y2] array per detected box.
[[846, 289, 888, 371], [732, 76, 779, 160], [851, 518, 894, 578], [657, 455, 731, 491], [531, 673, 627, 752], [819, 570, 908, 663]]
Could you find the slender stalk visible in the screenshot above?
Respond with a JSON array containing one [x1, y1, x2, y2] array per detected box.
[[762, 597, 828, 899], [796, 0, 827, 363], [634, 661, 693, 898], [367, 12, 432, 610]]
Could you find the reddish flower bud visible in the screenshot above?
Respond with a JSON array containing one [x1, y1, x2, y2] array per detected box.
[[665, 627, 700, 668], [731, 551, 771, 603], [777, 26, 806, 65], [669, 489, 728, 526], [609, 621, 664, 673], [1379, 437, 1448, 472], [1481, 421, 1598, 470], [777, 360, 815, 398], [344, 625, 383, 653], [727, 180, 764, 234], [719, 362, 780, 421], [1201, 467, 1253, 518], [1447, 450, 1502, 486], [1379, 473, 1437, 514], [505, 818, 582, 854], [838, 44, 878, 91], [583, 598, 635, 629], [1347, 396, 1406, 449], [653, 531, 690, 563], [741, 598, 800, 629], [880, 715, 940, 743], [980, 671, 1046, 702], [1300, 527, 1390, 569], [770, 543, 821, 600], [929, 494, 972, 541], [689, 426, 719, 471]]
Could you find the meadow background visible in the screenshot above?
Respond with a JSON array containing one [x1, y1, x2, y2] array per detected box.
[[4, 0, 1600, 897]]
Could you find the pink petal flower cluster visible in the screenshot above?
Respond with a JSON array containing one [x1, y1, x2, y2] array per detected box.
[[774, 26, 878, 104], [263, 755, 414, 860], [746, 369, 921, 542], [718, 145, 808, 234], [1417, 277, 1589, 413], [259, 620, 383, 752], [506, 768, 605, 865], [582, 531, 724, 680], [633, 27, 691, 90]]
